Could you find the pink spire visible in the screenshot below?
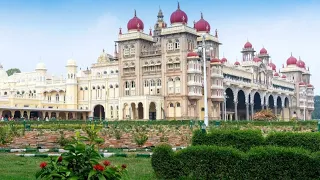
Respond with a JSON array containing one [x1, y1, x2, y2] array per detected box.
[[149, 28, 152, 36]]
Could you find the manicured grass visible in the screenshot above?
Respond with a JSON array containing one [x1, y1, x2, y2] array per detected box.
[[0, 154, 155, 180]]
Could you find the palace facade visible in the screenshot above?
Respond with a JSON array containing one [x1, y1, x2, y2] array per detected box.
[[0, 3, 315, 121]]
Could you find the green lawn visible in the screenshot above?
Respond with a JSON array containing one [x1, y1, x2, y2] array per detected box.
[[0, 154, 155, 180]]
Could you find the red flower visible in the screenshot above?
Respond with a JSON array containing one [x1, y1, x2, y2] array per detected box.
[[57, 156, 63, 162], [40, 162, 47, 169], [121, 164, 127, 169], [103, 160, 111, 166], [93, 164, 104, 171]]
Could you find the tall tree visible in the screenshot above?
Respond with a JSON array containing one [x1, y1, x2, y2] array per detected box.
[[312, 95, 320, 119], [6, 68, 21, 76]]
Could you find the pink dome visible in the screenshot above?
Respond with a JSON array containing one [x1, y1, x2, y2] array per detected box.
[[274, 72, 279, 77], [234, 61, 240, 65], [260, 47, 267, 54], [296, 59, 306, 68], [282, 75, 286, 78], [244, 41, 252, 48], [187, 52, 198, 57], [127, 10, 144, 31], [221, 57, 228, 63], [307, 84, 313, 88], [170, 3, 188, 24], [299, 82, 306, 86], [269, 62, 276, 71], [286, 55, 298, 66], [253, 57, 262, 62], [195, 13, 210, 32], [210, 58, 221, 63]]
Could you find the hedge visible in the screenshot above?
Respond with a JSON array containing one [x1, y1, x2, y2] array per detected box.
[[152, 144, 320, 179], [192, 129, 264, 151], [192, 129, 320, 152], [265, 132, 320, 152]]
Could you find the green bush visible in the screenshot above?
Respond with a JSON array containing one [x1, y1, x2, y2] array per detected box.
[[151, 144, 180, 179], [152, 144, 320, 179], [192, 129, 264, 151], [246, 146, 319, 179], [176, 146, 244, 179], [266, 132, 320, 152]]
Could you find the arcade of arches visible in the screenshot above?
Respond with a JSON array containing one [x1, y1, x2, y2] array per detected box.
[[119, 101, 163, 120], [223, 88, 291, 121], [0, 107, 90, 120]]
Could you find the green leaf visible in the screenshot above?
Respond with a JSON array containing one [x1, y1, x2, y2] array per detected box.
[[67, 176, 79, 180], [88, 170, 97, 179], [97, 174, 106, 180]]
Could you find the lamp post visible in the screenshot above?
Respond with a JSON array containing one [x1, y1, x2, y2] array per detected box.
[[224, 92, 229, 121], [196, 34, 213, 127]]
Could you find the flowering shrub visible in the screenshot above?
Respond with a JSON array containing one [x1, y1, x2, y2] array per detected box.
[[253, 109, 277, 121], [35, 128, 127, 180]]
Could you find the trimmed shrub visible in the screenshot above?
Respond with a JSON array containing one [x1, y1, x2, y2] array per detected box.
[[151, 143, 180, 179], [246, 146, 319, 179], [176, 146, 244, 179], [192, 129, 264, 151], [152, 144, 320, 179], [266, 132, 320, 152]]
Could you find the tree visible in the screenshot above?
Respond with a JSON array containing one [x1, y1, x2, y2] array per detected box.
[[6, 68, 21, 76], [312, 95, 320, 119]]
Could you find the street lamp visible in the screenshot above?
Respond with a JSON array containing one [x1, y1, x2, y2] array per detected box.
[[224, 92, 229, 121], [300, 89, 307, 121], [196, 34, 213, 127]]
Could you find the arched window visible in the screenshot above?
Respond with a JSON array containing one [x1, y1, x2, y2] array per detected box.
[[85, 87, 88, 90], [92, 86, 96, 90], [97, 86, 100, 90], [144, 80, 149, 87], [102, 86, 105, 89], [167, 40, 173, 51], [175, 39, 180, 49], [104, 71, 107, 74], [176, 102, 181, 107], [4, 92, 7, 95], [157, 79, 161, 86], [115, 84, 119, 88], [56, 94, 59, 102], [111, 70, 114, 74], [150, 80, 155, 86], [80, 87, 83, 91], [131, 81, 135, 88], [109, 85, 113, 88], [115, 70, 119, 73], [170, 103, 174, 107], [125, 81, 130, 88]]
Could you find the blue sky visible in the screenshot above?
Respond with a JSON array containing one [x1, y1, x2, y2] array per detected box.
[[0, 0, 319, 94]]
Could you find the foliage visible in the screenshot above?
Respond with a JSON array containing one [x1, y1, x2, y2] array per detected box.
[[35, 131, 126, 180], [152, 144, 320, 179], [312, 95, 320, 119], [56, 131, 71, 147], [253, 109, 277, 121], [0, 124, 22, 145], [134, 132, 148, 147], [151, 143, 180, 179], [6, 68, 21, 76], [265, 132, 320, 152], [192, 129, 264, 151], [113, 129, 122, 140]]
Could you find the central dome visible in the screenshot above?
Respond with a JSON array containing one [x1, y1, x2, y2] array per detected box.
[[170, 2, 188, 25], [195, 13, 210, 32], [260, 47, 267, 54], [127, 10, 144, 31], [286, 54, 297, 66], [244, 41, 253, 49]]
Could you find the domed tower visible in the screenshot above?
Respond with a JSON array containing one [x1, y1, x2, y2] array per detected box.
[[170, 2, 188, 26], [210, 58, 224, 119], [65, 59, 78, 109], [153, 8, 167, 44], [241, 41, 255, 61], [127, 10, 144, 33], [258, 47, 270, 64]]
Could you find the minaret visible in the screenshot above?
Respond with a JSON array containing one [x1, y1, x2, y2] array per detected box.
[[153, 7, 166, 42], [241, 40, 255, 61], [65, 59, 78, 109]]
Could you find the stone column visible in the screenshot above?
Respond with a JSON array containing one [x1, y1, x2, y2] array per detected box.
[[289, 107, 292, 120], [156, 103, 162, 120], [251, 103, 254, 120], [274, 105, 277, 118], [281, 106, 284, 121], [246, 103, 250, 120], [234, 101, 238, 121]]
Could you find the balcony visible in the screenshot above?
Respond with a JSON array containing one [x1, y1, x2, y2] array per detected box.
[[210, 95, 224, 101], [211, 85, 224, 90], [187, 68, 201, 74], [187, 81, 202, 87], [211, 73, 223, 78], [188, 92, 202, 100]]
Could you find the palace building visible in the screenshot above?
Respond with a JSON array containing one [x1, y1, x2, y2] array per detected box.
[[0, 3, 315, 121]]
